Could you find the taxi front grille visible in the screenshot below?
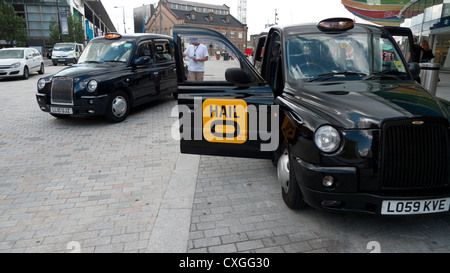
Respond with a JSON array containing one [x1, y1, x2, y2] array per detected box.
[[51, 77, 73, 105], [379, 119, 449, 191]]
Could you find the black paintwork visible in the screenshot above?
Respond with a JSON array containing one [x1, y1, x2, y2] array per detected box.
[[36, 34, 177, 120], [174, 23, 450, 215]]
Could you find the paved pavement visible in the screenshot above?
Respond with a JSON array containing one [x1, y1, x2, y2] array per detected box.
[[0, 60, 449, 253]]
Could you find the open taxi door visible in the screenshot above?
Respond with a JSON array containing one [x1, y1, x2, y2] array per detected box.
[[173, 25, 278, 159], [384, 26, 421, 82]]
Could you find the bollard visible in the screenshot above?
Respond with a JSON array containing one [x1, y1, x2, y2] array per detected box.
[[419, 63, 440, 95]]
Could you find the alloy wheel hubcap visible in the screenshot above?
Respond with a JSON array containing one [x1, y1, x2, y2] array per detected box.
[[278, 148, 290, 193], [112, 96, 127, 117]]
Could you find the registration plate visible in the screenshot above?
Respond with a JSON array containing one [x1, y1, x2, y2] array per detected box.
[[50, 107, 73, 115], [381, 198, 450, 215], [59, 59, 65, 62]]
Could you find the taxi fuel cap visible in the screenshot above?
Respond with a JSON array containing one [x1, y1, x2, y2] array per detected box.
[[317, 18, 354, 31]]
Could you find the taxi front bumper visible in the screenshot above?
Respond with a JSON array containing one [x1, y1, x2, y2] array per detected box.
[[292, 156, 450, 215], [36, 93, 109, 116]]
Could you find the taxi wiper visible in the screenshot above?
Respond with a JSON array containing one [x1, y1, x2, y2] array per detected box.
[[82, 60, 101, 64], [308, 72, 367, 82], [363, 70, 406, 80], [103, 60, 126, 63]]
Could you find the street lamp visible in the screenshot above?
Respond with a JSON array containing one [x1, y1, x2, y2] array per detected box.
[[114, 6, 126, 34]]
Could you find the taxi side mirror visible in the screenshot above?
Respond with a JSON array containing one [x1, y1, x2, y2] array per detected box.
[[225, 68, 253, 85], [134, 56, 151, 66]]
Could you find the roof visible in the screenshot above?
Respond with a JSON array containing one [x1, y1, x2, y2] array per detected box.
[[278, 22, 386, 36], [167, 0, 229, 12], [90, 33, 173, 42], [171, 9, 245, 28], [85, 0, 117, 32], [341, 0, 439, 26]]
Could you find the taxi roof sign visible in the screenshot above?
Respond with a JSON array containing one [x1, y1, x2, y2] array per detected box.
[[317, 18, 354, 31], [105, 33, 122, 39]]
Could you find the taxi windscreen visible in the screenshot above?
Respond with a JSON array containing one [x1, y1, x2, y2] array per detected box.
[[78, 40, 134, 64], [286, 33, 409, 82]]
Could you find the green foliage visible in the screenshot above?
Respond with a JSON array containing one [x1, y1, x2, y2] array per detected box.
[[0, 1, 29, 46], [48, 12, 85, 45]]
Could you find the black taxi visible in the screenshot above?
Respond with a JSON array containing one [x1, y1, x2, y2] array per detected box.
[[36, 33, 178, 123], [173, 18, 450, 215]]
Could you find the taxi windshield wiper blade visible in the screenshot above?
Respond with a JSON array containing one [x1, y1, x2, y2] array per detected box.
[[103, 60, 126, 63], [363, 70, 407, 80], [81, 60, 101, 64], [308, 72, 368, 82]]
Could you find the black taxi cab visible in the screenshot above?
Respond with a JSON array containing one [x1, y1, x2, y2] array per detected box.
[[36, 33, 178, 123], [173, 18, 450, 216]]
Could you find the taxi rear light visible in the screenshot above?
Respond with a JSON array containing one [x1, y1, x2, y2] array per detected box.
[[105, 33, 122, 39], [317, 18, 354, 31]]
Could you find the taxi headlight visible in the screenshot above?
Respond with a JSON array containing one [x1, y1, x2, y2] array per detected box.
[[87, 80, 98, 92], [11, 62, 21, 69], [37, 78, 46, 90], [314, 125, 341, 153]]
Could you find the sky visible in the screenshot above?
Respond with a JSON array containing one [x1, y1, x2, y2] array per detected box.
[[102, 0, 373, 36]]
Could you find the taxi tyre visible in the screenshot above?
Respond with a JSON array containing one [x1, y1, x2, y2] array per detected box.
[[22, 66, 29, 80], [278, 141, 307, 209], [105, 90, 130, 123]]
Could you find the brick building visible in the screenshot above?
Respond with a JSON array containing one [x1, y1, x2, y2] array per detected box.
[[145, 0, 248, 53]]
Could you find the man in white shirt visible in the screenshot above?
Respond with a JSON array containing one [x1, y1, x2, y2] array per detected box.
[[183, 38, 209, 81]]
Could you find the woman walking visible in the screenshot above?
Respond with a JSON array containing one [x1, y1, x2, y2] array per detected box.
[[420, 40, 435, 63]]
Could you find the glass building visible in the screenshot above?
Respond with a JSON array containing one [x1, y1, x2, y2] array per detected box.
[[342, 0, 450, 70], [4, 0, 116, 48], [402, 0, 450, 69]]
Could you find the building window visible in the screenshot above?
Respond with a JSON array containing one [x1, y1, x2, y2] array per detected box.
[[238, 32, 243, 39], [230, 31, 235, 38]]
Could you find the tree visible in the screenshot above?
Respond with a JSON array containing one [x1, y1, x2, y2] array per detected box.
[[0, 1, 29, 47], [48, 12, 85, 45]]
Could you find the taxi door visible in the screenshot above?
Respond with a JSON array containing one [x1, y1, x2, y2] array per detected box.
[[130, 39, 158, 100], [174, 26, 277, 159]]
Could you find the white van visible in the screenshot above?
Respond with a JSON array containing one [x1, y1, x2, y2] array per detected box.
[[51, 43, 84, 66]]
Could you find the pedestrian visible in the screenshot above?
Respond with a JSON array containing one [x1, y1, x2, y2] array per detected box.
[[407, 37, 423, 63], [420, 39, 434, 63], [183, 38, 209, 81]]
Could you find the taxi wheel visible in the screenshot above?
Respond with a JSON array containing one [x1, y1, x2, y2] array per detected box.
[[278, 142, 306, 209], [105, 91, 130, 123]]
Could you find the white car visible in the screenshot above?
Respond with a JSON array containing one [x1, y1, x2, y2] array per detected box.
[[0, 47, 45, 80]]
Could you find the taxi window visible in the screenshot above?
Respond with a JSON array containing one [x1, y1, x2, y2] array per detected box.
[[286, 33, 408, 83], [179, 33, 240, 82], [136, 41, 154, 62], [78, 40, 134, 64], [154, 39, 175, 63]]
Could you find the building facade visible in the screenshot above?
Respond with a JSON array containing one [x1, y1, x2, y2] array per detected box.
[[134, 4, 155, 33], [342, 0, 450, 70], [5, 0, 116, 48], [144, 0, 248, 53], [402, 0, 450, 69]]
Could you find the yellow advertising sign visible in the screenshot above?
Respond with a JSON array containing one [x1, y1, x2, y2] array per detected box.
[[202, 99, 247, 144]]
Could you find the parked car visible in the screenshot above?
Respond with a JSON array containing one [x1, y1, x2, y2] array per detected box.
[[0, 47, 44, 79], [36, 33, 178, 123], [173, 19, 450, 216], [51, 42, 84, 66]]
